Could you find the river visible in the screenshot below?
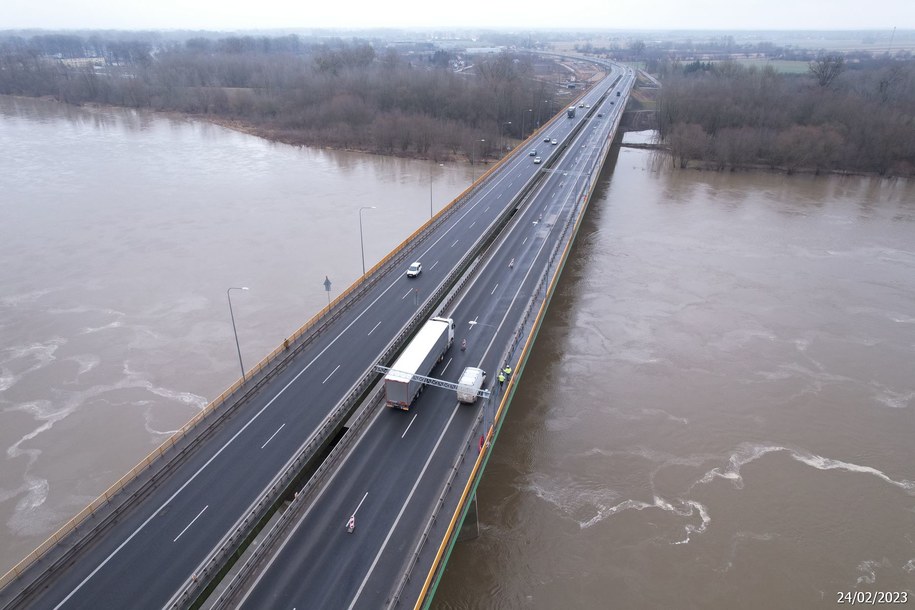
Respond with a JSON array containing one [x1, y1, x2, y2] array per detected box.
[[2, 96, 913, 608]]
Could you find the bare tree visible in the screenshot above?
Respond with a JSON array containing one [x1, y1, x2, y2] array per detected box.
[[809, 54, 845, 88]]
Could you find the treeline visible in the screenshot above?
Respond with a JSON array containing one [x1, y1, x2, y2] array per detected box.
[[656, 59, 915, 176], [0, 33, 560, 160]]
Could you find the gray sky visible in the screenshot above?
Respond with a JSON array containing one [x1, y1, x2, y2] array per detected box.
[[2, 0, 913, 31]]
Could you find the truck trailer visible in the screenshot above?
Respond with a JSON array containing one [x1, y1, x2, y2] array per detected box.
[[384, 317, 454, 409]]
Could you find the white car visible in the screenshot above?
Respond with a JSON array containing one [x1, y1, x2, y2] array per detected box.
[[407, 261, 422, 277], [551, 139, 558, 145], [533, 157, 542, 164]]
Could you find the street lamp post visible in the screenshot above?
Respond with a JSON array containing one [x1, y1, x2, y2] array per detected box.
[[522, 108, 532, 139], [358, 206, 376, 276], [226, 286, 249, 383], [473, 138, 485, 181], [499, 121, 512, 157]]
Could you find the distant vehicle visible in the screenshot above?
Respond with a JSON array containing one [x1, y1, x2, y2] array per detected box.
[[616, 91, 621, 97], [456, 367, 487, 404], [585, 104, 590, 108], [597, 112, 604, 118], [384, 317, 454, 409], [579, 103, 585, 108], [610, 101, 615, 105], [533, 157, 542, 164], [544, 136, 551, 143], [529, 149, 537, 156], [567, 106, 576, 118], [551, 139, 558, 145], [406, 261, 422, 277]]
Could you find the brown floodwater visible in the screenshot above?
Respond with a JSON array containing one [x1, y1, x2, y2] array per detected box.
[[435, 141, 915, 608]]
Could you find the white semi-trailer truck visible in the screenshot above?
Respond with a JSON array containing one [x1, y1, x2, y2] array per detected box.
[[384, 317, 454, 410]]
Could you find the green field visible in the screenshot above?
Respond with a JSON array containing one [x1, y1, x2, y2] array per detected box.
[[727, 59, 811, 74]]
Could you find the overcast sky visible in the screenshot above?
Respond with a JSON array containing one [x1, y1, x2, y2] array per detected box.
[[2, 0, 913, 32]]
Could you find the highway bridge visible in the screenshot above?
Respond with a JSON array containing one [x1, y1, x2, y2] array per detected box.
[[0, 59, 635, 610]]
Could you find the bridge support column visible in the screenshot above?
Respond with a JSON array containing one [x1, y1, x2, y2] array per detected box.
[[458, 492, 480, 541]]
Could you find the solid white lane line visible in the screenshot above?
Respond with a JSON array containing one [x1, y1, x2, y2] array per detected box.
[[441, 357, 452, 374], [491, 283, 499, 295], [173, 506, 208, 543], [350, 492, 369, 518], [367, 321, 382, 336], [347, 404, 461, 610], [322, 364, 341, 384], [401, 414, 418, 439], [261, 423, 286, 449]]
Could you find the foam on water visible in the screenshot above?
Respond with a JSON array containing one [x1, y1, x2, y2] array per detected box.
[[0, 288, 56, 308], [903, 559, 915, 573], [870, 383, 915, 409], [68, 354, 100, 378], [576, 494, 710, 545], [80, 318, 125, 334], [0, 368, 14, 392], [5, 400, 61, 465], [696, 442, 915, 495], [4, 363, 207, 537], [0, 338, 68, 394], [525, 467, 712, 544], [855, 558, 891, 585], [123, 361, 207, 409], [142, 403, 181, 436]]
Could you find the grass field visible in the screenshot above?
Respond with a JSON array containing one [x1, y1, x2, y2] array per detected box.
[[726, 59, 811, 74]]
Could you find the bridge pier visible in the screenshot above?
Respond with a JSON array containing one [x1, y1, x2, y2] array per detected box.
[[457, 493, 480, 541]]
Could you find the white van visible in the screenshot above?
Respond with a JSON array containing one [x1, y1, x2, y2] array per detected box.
[[456, 367, 487, 404]]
